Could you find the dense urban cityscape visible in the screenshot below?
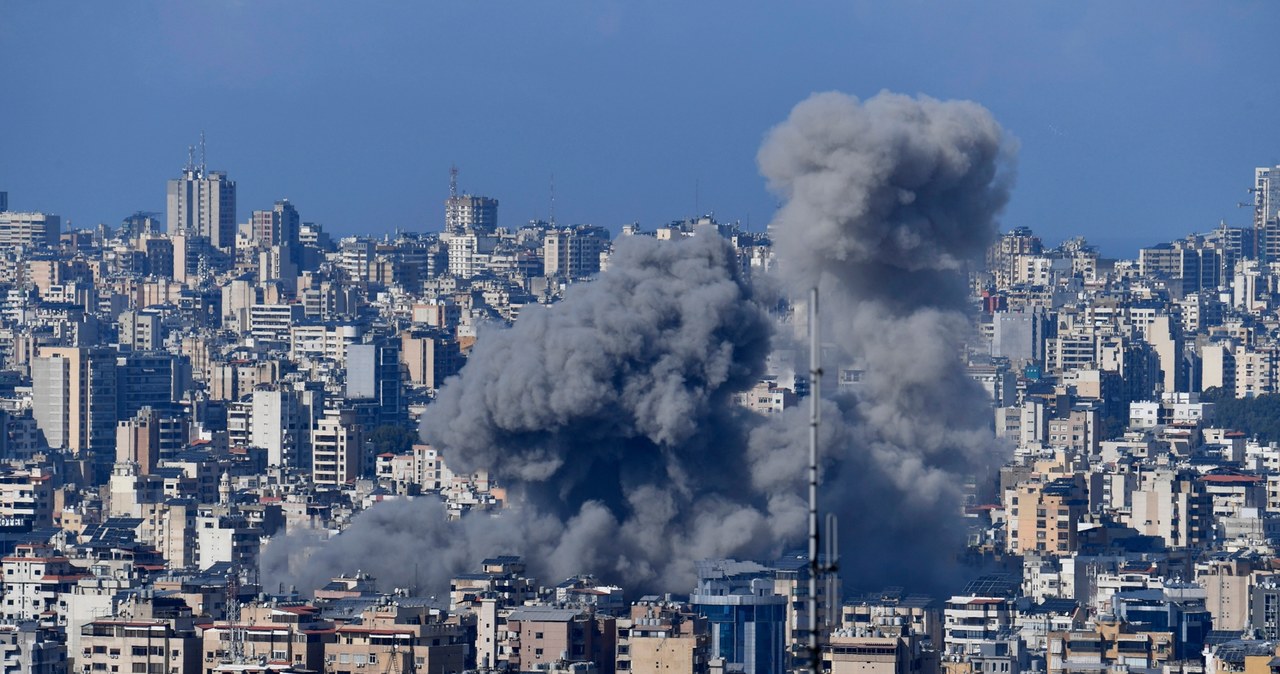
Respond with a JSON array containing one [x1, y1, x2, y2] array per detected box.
[[5, 79, 1280, 674]]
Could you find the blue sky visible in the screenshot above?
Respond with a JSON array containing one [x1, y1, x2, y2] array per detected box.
[[1, 1, 1277, 256]]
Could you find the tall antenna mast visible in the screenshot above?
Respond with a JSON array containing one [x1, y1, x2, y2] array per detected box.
[[449, 165, 459, 200], [199, 130, 207, 175], [550, 173, 556, 226], [227, 566, 246, 664], [808, 286, 822, 674], [186, 145, 196, 173]]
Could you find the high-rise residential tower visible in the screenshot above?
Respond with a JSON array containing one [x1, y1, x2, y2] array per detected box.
[[252, 198, 301, 248], [167, 142, 236, 252], [444, 167, 498, 234], [347, 338, 405, 426], [445, 195, 498, 234], [0, 212, 59, 250], [1254, 166, 1280, 262], [31, 347, 119, 480], [544, 225, 611, 279]]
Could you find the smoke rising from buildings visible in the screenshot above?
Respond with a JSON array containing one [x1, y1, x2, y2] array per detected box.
[[755, 90, 1014, 589], [264, 233, 782, 594], [420, 232, 772, 502], [264, 90, 1015, 597]]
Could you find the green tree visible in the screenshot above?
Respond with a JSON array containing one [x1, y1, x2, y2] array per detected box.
[[1205, 393, 1280, 444], [369, 424, 418, 456]]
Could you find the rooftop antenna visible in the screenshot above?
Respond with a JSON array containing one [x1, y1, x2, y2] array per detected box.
[[200, 130, 207, 175], [449, 164, 459, 200], [550, 173, 556, 226], [185, 145, 196, 173], [226, 565, 246, 664]]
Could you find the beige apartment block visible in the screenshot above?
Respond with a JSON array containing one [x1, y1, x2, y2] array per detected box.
[[324, 602, 467, 674], [616, 601, 708, 674], [78, 617, 200, 674]]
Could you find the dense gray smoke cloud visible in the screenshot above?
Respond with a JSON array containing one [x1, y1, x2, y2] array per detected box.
[[265, 90, 1014, 598], [265, 233, 784, 595], [422, 232, 771, 503], [755, 90, 1013, 589], [759, 91, 1012, 310]]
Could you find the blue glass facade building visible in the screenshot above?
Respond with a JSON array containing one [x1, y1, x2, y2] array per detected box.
[[690, 560, 788, 674]]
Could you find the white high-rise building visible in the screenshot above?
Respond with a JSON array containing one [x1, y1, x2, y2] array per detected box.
[[167, 155, 236, 252], [447, 231, 497, 278], [0, 212, 59, 249], [1255, 166, 1280, 261], [1256, 166, 1280, 230], [544, 225, 610, 279], [311, 408, 368, 488], [250, 388, 309, 468], [445, 194, 498, 234]]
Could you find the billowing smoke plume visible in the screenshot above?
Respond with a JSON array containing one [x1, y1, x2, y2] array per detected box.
[[754, 91, 1013, 590], [263, 233, 790, 595], [264, 90, 1014, 598], [759, 90, 1011, 310], [421, 233, 771, 509]]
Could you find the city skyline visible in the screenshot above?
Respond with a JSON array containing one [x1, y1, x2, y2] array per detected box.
[[4, 2, 1280, 256], [9, 4, 1280, 671]]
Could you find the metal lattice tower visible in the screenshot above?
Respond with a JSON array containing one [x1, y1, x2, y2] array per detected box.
[[226, 567, 246, 664]]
